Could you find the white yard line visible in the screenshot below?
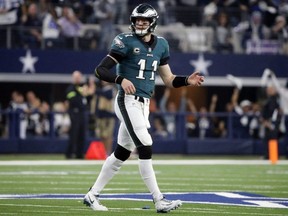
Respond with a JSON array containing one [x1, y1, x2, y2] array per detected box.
[[0, 159, 288, 166]]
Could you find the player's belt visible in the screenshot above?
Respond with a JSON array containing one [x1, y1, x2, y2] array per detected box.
[[134, 95, 145, 103]]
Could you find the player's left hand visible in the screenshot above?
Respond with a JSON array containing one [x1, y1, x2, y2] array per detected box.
[[187, 71, 204, 86]]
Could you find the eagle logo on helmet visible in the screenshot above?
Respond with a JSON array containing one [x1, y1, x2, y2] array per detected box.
[[130, 4, 159, 36]]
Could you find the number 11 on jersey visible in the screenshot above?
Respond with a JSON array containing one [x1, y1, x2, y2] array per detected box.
[[136, 59, 158, 80]]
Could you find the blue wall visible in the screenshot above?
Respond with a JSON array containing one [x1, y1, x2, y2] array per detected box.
[[0, 49, 287, 77]]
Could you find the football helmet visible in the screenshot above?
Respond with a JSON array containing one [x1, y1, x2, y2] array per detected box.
[[130, 4, 159, 36]]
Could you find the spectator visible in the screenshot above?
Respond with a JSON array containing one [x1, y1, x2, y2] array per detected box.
[[262, 68, 288, 157], [278, 0, 288, 20], [262, 69, 288, 124], [25, 91, 50, 137], [258, 0, 278, 28], [151, 115, 170, 139], [53, 101, 70, 138], [65, 70, 95, 159], [114, 0, 128, 25], [214, 12, 234, 53], [0, 0, 25, 48], [81, 1, 95, 23], [186, 94, 218, 139], [21, 3, 43, 48], [92, 0, 116, 50], [197, 106, 214, 139], [202, 0, 218, 28], [226, 74, 253, 138], [94, 80, 116, 155], [241, 11, 269, 52], [34, 100, 50, 136], [157, 0, 176, 25], [249, 102, 263, 139], [261, 84, 283, 159], [58, 5, 83, 49], [213, 119, 227, 138], [26, 90, 41, 107], [25, 90, 41, 137], [38, 0, 50, 20], [42, 3, 63, 49], [159, 87, 186, 136], [8, 91, 28, 139], [0, 0, 19, 26], [217, 0, 248, 26], [270, 15, 288, 54]]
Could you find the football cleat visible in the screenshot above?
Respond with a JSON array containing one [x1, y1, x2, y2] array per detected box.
[[83, 191, 108, 211], [154, 197, 182, 213]]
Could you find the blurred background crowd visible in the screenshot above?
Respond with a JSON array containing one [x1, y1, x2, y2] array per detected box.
[[0, 0, 288, 53], [1, 70, 287, 147]]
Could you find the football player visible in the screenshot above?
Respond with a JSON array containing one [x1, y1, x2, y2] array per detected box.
[[84, 3, 204, 213]]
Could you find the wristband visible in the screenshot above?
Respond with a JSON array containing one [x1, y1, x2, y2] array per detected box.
[[172, 76, 189, 88], [115, 75, 124, 84]]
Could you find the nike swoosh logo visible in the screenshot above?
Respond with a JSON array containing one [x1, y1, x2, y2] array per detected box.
[[88, 195, 94, 204]]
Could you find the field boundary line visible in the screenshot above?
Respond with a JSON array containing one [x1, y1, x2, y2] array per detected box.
[[0, 159, 288, 166]]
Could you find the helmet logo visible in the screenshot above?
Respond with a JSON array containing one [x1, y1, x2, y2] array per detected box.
[[130, 4, 158, 36]]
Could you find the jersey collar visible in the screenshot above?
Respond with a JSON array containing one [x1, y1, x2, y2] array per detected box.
[[135, 34, 157, 51]]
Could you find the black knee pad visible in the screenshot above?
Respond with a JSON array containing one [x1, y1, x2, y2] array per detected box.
[[114, 144, 131, 161], [137, 146, 152, 159]]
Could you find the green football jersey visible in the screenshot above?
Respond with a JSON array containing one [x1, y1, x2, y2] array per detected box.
[[111, 32, 170, 98]]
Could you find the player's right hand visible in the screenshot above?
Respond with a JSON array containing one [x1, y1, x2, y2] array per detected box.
[[121, 78, 136, 94]]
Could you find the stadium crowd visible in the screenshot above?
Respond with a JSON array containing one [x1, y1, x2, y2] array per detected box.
[[0, 72, 287, 146], [0, 0, 287, 53]]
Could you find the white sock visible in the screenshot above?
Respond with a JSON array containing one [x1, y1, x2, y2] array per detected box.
[[138, 159, 162, 201], [91, 153, 123, 195]]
